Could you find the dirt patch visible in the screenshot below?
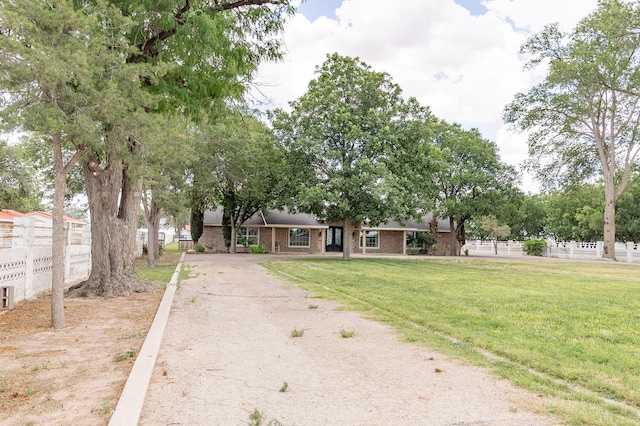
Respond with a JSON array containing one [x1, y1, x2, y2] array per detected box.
[[0, 289, 163, 425]]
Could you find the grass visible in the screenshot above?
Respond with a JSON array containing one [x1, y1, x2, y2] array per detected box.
[[290, 327, 304, 338], [248, 408, 284, 426], [134, 242, 188, 285], [113, 348, 136, 362], [340, 329, 355, 338], [264, 257, 640, 425]]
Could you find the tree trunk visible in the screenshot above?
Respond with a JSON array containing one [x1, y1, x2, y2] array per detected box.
[[230, 221, 237, 254], [145, 199, 162, 267], [69, 155, 155, 297], [51, 135, 66, 329], [602, 180, 617, 260], [342, 217, 351, 260], [449, 217, 457, 256]]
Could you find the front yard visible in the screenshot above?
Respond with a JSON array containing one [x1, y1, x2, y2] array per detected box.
[[264, 257, 640, 425]]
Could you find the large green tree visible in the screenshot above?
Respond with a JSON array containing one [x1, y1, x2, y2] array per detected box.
[[191, 110, 287, 253], [429, 120, 518, 255], [0, 0, 135, 326], [140, 116, 192, 267], [271, 53, 420, 260], [505, 0, 640, 260], [543, 185, 604, 242]]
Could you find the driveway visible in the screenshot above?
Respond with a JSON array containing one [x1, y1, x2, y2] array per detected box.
[[139, 253, 555, 425]]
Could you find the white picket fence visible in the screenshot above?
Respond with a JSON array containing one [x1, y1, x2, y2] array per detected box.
[[0, 216, 92, 306], [462, 239, 640, 263]]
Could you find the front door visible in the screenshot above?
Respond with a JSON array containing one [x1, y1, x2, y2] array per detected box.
[[326, 227, 343, 252]]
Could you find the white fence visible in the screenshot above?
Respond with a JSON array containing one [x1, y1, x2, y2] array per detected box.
[[462, 239, 640, 263], [0, 217, 92, 306]]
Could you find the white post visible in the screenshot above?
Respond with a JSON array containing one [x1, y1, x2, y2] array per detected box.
[[596, 241, 603, 259], [569, 241, 575, 259]]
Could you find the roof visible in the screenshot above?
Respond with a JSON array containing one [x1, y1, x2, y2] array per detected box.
[[364, 214, 451, 233], [203, 208, 450, 232], [0, 209, 28, 223], [203, 207, 327, 228], [25, 211, 86, 224]]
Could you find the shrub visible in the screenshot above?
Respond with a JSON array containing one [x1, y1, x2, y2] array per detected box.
[[194, 242, 205, 253], [523, 239, 546, 256], [249, 245, 266, 254]]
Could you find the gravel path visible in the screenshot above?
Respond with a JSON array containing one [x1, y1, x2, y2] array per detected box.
[[140, 254, 557, 426]]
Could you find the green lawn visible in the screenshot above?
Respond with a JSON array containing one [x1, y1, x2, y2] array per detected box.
[[263, 257, 640, 425], [134, 242, 188, 285]]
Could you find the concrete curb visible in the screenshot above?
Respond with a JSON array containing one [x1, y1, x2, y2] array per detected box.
[[108, 251, 186, 426]]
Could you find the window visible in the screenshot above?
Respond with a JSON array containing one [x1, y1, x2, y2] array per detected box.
[[237, 227, 259, 246], [359, 230, 379, 248], [289, 228, 310, 247]]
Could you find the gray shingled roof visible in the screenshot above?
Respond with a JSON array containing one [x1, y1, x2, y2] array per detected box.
[[203, 207, 326, 228], [203, 207, 450, 232]]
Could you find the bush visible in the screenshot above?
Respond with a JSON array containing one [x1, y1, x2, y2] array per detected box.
[[523, 239, 546, 256], [194, 242, 205, 253], [249, 245, 266, 254]]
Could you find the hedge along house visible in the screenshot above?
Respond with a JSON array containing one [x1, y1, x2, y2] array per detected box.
[[200, 207, 454, 255]]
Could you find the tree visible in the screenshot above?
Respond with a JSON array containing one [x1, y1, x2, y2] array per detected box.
[[191, 110, 287, 253], [70, 0, 293, 296], [506, 193, 547, 240], [504, 0, 640, 260], [480, 215, 511, 255], [0, 0, 131, 326], [271, 53, 418, 260], [0, 140, 42, 211], [430, 120, 518, 255], [140, 117, 192, 267], [616, 183, 640, 242], [544, 185, 604, 242]]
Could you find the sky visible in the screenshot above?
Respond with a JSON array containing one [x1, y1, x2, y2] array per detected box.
[[253, 0, 601, 193]]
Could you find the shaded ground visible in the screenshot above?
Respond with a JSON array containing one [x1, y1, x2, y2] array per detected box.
[[0, 289, 162, 425]]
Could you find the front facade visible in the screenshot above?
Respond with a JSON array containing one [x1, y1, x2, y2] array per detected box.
[[200, 208, 455, 255]]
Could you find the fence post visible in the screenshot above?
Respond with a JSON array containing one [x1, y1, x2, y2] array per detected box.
[[627, 242, 633, 263], [596, 241, 602, 259]]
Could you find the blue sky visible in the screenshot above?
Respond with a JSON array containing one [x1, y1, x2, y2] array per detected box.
[[298, 0, 488, 21], [260, 0, 600, 193]]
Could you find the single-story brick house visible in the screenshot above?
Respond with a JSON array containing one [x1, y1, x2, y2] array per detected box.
[[199, 208, 455, 255]]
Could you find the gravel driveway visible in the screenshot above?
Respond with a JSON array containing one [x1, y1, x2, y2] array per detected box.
[[139, 253, 556, 426]]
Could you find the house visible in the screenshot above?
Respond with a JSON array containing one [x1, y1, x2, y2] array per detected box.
[[200, 207, 455, 255]]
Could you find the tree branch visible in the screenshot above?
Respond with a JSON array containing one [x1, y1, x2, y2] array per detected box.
[[128, 0, 281, 64]]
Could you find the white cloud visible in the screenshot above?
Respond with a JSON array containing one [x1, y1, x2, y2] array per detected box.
[[253, 0, 600, 193]]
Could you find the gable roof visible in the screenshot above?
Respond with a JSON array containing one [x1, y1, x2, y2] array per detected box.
[[364, 214, 451, 233], [203, 207, 327, 228], [203, 207, 451, 232]]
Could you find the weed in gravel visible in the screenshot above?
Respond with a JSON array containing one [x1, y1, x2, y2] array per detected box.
[[279, 381, 288, 393], [248, 408, 284, 426], [308, 304, 318, 309], [340, 329, 355, 338], [113, 348, 136, 362], [290, 327, 304, 338], [120, 331, 148, 340]]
